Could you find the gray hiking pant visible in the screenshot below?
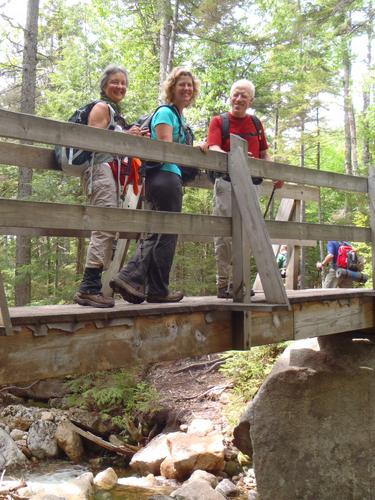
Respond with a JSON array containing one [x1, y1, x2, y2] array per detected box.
[[323, 267, 353, 289], [83, 162, 119, 270], [213, 176, 259, 289]]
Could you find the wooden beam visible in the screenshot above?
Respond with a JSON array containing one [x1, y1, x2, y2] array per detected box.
[[0, 110, 368, 193], [229, 135, 289, 305], [0, 198, 371, 242], [368, 166, 375, 289], [0, 109, 227, 173], [0, 141, 320, 202], [0, 273, 12, 336], [0, 310, 233, 384]]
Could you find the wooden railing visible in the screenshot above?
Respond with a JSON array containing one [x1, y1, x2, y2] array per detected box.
[[0, 108, 373, 321]]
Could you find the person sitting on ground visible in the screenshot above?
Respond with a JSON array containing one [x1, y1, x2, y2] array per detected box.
[[316, 240, 353, 288], [205, 79, 283, 299], [74, 64, 147, 308], [110, 67, 199, 304]]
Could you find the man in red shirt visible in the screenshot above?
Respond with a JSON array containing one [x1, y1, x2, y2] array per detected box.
[[207, 79, 283, 299]]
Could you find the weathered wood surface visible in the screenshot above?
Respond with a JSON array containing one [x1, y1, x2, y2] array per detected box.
[[0, 198, 370, 242], [368, 166, 375, 288], [0, 109, 368, 192], [0, 141, 320, 202], [0, 290, 373, 385], [229, 135, 288, 305], [0, 273, 12, 336]]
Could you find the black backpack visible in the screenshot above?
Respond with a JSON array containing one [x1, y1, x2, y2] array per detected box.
[[54, 100, 119, 176], [136, 104, 198, 184], [208, 112, 264, 185]]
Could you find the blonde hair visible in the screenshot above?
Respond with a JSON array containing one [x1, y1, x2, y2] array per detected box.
[[162, 67, 199, 106], [230, 79, 255, 99]]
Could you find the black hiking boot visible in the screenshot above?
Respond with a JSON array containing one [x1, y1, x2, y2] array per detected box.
[[75, 267, 114, 308]]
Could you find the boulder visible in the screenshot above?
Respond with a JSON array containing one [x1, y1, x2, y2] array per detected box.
[[160, 432, 224, 480], [18, 472, 94, 500], [0, 427, 28, 468], [10, 428, 26, 441], [55, 420, 84, 462], [215, 478, 240, 497], [188, 469, 218, 487], [244, 334, 375, 500], [187, 418, 214, 436], [130, 433, 172, 475], [171, 479, 225, 499], [27, 420, 59, 459], [6, 379, 68, 401], [0, 404, 41, 431], [94, 467, 118, 490]]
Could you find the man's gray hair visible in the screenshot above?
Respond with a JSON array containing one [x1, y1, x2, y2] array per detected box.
[[99, 64, 129, 93], [230, 79, 255, 99]]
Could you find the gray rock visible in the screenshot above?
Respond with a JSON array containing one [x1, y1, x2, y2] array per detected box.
[[188, 469, 218, 487], [10, 428, 26, 441], [215, 478, 239, 497], [55, 420, 84, 462], [0, 427, 28, 468], [27, 420, 59, 459], [171, 479, 226, 499], [0, 404, 41, 431], [246, 335, 375, 500], [20, 472, 94, 500]]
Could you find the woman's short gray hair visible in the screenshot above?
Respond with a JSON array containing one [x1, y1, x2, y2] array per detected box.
[[99, 64, 129, 93]]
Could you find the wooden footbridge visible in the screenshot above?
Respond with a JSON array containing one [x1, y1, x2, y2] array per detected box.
[[0, 108, 375, 385]]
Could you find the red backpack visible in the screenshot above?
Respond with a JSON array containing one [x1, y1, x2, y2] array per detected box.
[[337, 243, 358, 270]]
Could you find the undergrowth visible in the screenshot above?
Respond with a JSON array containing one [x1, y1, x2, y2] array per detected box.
[[219, 343, 288, 425], [64, 369, 161, 443]]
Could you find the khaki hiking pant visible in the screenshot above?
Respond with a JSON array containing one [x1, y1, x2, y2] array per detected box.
[[213, 176, 259, 289], [82, 162, 119, 270]]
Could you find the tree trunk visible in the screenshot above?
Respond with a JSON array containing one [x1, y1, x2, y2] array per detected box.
[[343, 38, 352, 177], [158, 0, 179, 89], [362, 1, 373, 168], [15, 0, 39, 306]]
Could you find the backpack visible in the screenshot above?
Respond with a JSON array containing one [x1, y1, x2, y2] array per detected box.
[[136, 104, 198, 184], [54, 100, 119, 176], [208, 112, 264, 185], [336, 243, 362, 271]]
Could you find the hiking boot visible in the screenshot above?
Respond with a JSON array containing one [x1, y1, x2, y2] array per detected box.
[[74, 292, 114, 308], [147, 291, 184, 303], [109, 276, 145, 304]]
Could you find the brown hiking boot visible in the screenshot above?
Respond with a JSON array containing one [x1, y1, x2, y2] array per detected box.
[[109, 277, 145, 304], [74, 292, 114, 308], [147, 291, 184, 303]]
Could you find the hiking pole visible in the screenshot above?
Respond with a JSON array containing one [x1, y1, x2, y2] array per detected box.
[[263, 186, 276, 218]]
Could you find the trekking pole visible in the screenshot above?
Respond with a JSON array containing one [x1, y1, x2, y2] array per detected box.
[[263, 186, 276, 218]]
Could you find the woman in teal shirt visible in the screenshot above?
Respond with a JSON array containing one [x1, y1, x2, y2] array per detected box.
[[111, 67, 199, 303]]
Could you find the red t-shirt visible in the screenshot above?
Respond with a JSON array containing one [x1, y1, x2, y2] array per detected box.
[[207, 113, 268, 158]]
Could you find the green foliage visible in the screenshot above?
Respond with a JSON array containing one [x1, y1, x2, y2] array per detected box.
[[219, 343, 288, 425], [65, 369, 161, 442]]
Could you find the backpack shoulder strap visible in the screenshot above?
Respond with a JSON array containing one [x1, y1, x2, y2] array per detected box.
[[220, 112, 229, 143], [250, 115, 262, 137]]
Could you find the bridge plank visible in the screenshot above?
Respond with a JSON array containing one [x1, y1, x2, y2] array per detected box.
[[0, 109, 368, 192]]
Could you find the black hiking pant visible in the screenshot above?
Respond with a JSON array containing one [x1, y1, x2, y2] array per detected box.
[[119, 170, 183, 297]]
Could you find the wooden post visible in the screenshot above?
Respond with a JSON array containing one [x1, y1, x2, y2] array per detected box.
[[368, 167, 375, 288], [0, 273, 13, 336], [101, 183, 143, 297], [285, 200, 301, 290], [229, 135, 289, 306]]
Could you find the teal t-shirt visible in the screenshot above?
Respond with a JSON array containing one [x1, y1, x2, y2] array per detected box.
[[151, 106, 186, 176]]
